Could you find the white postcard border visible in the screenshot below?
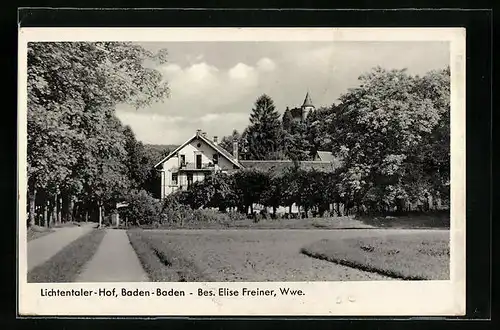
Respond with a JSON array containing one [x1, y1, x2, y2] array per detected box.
[[17, 27, 466, 316]]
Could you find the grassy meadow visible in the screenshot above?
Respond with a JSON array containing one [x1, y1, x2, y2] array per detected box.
[[301, 231, 450, 280], [125, 229, 448, 282]]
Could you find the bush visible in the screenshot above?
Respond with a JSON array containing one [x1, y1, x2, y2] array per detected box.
[[121, 189, 162, 226], [159, 205, 247, 228]]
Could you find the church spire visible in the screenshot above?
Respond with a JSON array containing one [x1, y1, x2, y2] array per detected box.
[[301, 91, 314, 121], [302, 91, 313, 107]]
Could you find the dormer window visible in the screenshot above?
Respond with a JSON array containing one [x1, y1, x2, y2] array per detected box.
[[180, 154, 186, 166]]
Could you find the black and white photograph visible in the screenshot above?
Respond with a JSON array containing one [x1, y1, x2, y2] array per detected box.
[[18, 27, 466, 316]]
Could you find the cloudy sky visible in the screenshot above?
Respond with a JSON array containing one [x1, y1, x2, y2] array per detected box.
[[115, 41, 449, 145]]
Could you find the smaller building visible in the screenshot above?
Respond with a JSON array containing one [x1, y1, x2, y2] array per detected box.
[[314, 151, 337, 162], [288, 92, 316, 122]]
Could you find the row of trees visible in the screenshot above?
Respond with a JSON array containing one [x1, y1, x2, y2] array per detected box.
[[166, 164, 441, 219], [27, 42, 170, 227], [214, 66, 451, 213], [164, 167, 331, 218]]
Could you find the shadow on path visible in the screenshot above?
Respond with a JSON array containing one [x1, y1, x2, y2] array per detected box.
[[27, 223, 96, 272]]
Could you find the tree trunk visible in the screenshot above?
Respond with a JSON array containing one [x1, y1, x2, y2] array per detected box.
[[98, 202, 103, 227], [53, 195, 58, 225], [85, 210, 89, 223], [57, 195, 62, 224], [28, 187, 36, 227], [68, 197, 75, 222], [288, 205, 292, 214], [62, 193, 70, 223], [272, 206, 277, 218], [43, 202, 48, 227], [62, 193, 74, 222], [73, 202, 79, 222]]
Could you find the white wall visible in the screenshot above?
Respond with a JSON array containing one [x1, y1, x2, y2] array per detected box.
[[160, 136, 236, 199]]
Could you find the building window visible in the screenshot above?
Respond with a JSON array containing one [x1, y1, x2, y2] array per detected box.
[[180, 154, 186, 166], [196, 154, 202, 169], [213, 153, 219, 165], [187, 173, 193, 187], [171, 173, 178, 185]]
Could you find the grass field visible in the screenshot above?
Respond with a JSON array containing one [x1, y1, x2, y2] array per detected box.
[[126, 229, 408, 282], [133, 213, 449, 230], [137, 216, 376, 230], [27, 225, 55, 242], [127, 230, 208, 282], [28, 229, 106, 282], [301, 231, 449, 280], [357, 212, 449, 229]]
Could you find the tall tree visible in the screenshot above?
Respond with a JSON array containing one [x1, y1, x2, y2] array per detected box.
[[27, 42, 169, 226], [282, 107, 293, 132], [283, 121, 311, 161], [245, 94, 284, 160], [305, 105, 337, 156], [333, 66, 448, 212]]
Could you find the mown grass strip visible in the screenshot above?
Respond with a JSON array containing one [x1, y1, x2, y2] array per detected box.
[[127, 230, 210, 282], [27, 226, 56, 242], [28, 229, 106, 283], [301, 233, 450, 280]]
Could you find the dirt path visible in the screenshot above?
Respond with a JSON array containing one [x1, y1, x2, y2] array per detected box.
[[27, 223, 95, 272], [75, 229, 149, 282]]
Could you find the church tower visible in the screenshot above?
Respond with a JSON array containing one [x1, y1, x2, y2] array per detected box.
[[301, 91, 315, 121]]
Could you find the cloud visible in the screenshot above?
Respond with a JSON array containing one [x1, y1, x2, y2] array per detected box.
[[199, 112, 248, 124], [119, 41, 449, 145], [256, 57, 276, 72], [154, 61, 261, 118], [116, 110, 248, 144], [228, 62, 257, 80], [116, 112, 188, 144], [159, 63, 183, 80]]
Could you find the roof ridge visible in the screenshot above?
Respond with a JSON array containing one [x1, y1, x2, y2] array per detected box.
[[154, 132, 243, 169]]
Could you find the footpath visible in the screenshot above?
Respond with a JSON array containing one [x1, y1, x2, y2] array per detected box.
[[27, 223, 95, 272], [75, 229, 149, 282]]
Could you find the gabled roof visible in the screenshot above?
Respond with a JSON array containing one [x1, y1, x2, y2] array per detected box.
[[302, 92, 314, 107], [154, 132, 242, 169], [315, 151, 336, 162]]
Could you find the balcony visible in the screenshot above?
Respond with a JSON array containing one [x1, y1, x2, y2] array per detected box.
[[172, 162, 217, 173]]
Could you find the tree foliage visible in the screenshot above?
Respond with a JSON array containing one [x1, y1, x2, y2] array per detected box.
[[331, 66, 450, 211], [27, 42, 169, 226], [246, 94, 284, 160]]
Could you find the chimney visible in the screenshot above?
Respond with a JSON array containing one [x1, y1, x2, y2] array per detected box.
[[202, 131, 207, 138], [213, 136, 218, 145], [196, 129, 202, 136], [232, 138, 239, 160]]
